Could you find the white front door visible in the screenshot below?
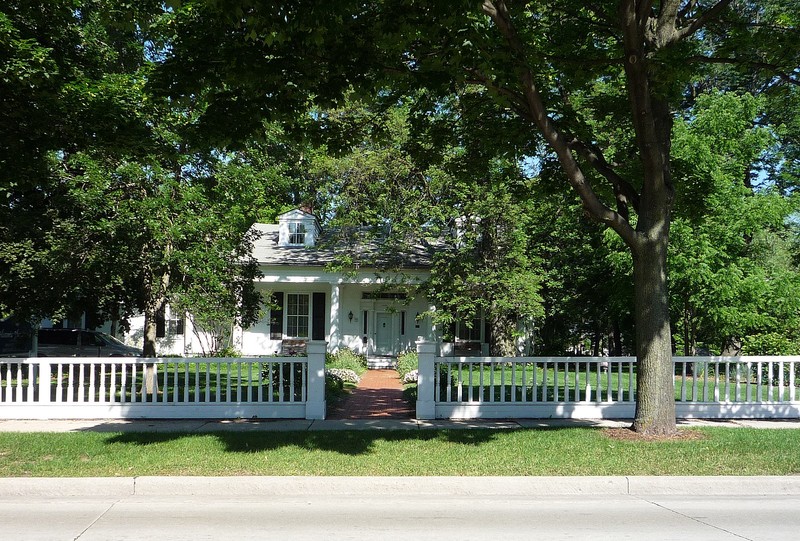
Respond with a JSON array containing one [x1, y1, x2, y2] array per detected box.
[[375, 312, 395, 355]]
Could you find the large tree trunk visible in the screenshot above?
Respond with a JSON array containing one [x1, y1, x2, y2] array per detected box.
[[632, 202, 676, 435], [484, 0, 686, 434], [490, 312, 516, 357]]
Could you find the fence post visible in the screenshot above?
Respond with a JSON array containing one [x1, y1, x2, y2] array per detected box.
[[306, 341, 327, 420], [416, 341, 436, 419]]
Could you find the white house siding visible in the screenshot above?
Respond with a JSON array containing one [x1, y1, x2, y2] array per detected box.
[[122, 310, 204, 356], [240, 267, 433, 358]]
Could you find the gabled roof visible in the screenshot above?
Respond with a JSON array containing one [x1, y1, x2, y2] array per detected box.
[[250, 223, 435, 269]]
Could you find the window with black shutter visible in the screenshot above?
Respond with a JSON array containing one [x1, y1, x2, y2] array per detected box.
[[270, 292, 284, 340], [156, 308, 166, 338], [311, 292, 325, 340]]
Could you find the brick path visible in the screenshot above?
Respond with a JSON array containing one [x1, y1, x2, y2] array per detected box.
[[328, 369, 414, 419]]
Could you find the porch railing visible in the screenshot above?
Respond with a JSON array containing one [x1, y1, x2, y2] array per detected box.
[[0, 341, 327, 420], [416, 342, 800, 419]]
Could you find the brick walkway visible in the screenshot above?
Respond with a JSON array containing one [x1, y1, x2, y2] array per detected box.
[[328, 369, 414, 419]]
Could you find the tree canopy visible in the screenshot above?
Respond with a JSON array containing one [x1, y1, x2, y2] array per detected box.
[[2, 1, 799, 434]]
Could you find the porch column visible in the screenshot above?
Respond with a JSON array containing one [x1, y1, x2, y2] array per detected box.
[[305, 340, 327, 420], [329, 284, 340, 351], [416, 341, 436, 419]]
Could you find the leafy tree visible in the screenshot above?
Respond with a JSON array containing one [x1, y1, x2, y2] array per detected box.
[[304, 98, 543, 355], [1, 2, 289, 358], [670, 92, 800, 356], [154, 0, 799, 434], [1, 0, 159, 325]]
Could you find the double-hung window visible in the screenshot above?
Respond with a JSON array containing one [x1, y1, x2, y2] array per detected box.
[[457, 313, 482, 342], [286, 293, 310, 338], [288, 222, 306, 245]]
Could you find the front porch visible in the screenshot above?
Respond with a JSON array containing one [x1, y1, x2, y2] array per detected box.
[[241, 277, 435, 359]]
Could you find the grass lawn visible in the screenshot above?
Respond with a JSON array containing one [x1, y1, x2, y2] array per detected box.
[[0, 427, 798, 477]]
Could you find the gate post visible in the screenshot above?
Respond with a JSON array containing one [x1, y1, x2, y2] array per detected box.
[[306, 341, 327, 420], [416, 341, 436, 419]]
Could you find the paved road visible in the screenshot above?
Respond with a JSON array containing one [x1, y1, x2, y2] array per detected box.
[[2, 477, 799, 540]]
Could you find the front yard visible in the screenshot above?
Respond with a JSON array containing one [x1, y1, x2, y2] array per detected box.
[[0, 427, 798, 477]]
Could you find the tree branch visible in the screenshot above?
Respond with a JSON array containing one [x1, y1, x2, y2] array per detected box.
[[673, 0, 733, 43], [482, 0, 637, 247], [686, 56, 800, 86], [568, 139, 640, 213], [677, 0, 699, 21], [635, 0, 655, 39], [465, 69, 528, 112]]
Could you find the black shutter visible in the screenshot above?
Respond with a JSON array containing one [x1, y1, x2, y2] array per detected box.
[[311, 292, 326, 341], [270, 292, 284, 340]]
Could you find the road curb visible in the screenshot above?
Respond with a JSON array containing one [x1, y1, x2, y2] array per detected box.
[[0, 477, 135, 497], [626, 475, 800, 495], [2, 475, 800, 498]]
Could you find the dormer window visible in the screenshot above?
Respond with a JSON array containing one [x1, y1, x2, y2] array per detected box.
[[288, 222, 306, 245], [277, 209, 319, 247]]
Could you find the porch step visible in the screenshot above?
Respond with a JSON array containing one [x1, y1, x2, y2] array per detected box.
[[367, 357, 397, 369]]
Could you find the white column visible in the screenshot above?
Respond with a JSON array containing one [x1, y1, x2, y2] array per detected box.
[[416, 341, 436, 419], [329, 284, 340, 352], [305, 340, 327, 419]]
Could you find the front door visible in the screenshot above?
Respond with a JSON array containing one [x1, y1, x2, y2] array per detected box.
[[375, 312, 395, 355]]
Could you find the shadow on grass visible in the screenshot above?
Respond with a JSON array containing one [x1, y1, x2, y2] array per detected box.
[[104, 427, 509, 456]]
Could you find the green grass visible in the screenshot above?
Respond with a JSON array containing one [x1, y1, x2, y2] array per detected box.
[[0, 427, 798, 477]]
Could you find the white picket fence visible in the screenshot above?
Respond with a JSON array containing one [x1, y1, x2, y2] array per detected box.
[[0, 341, 326, 420], [415, 342, 800, 419], [4, 340, 799, 421]]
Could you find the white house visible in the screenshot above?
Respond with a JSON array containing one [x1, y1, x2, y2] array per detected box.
[[120, 208, 499, 364], [239, 209, 436, 366]]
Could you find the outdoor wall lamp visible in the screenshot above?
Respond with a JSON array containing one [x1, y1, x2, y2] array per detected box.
[[348, 311, 354, 322]]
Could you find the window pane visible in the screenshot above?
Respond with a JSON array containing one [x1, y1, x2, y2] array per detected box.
[[286, 294, 310, 338], [289, 223, 306, 244], [457, 315, 481, 341]]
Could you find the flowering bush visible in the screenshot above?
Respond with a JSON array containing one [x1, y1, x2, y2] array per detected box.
[[401, 369, 419, 384], [326, 367, 361, 384]]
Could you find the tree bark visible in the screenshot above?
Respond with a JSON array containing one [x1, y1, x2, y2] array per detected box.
[[490, 312, 516, 357], [612, 320, 622, 356], [631, 230, 677, 435], [142, 267, 170, 395]]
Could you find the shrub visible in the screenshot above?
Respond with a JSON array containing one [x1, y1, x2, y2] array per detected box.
[[214, 346, 241, 358], [325, 372, 345, 402], [396, 351, 419, 381], [326, 348, 367, 375]]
